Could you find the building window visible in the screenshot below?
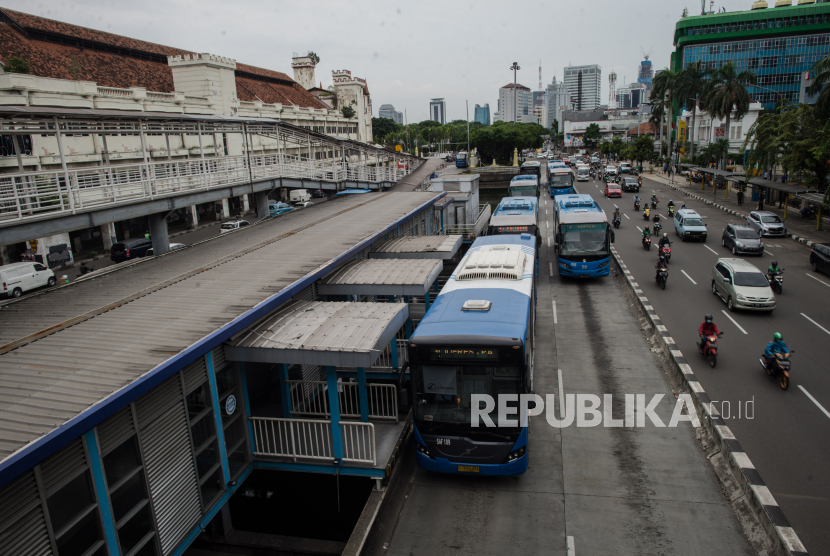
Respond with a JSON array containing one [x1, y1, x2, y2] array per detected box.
[[185, 383, 224, 509]]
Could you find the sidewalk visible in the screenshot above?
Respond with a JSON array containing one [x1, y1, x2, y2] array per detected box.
[[643, 172, 830, 247]]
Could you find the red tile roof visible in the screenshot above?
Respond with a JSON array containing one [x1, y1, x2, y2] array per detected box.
[[0, 7, 327, 109], [627, 122, 658, 136]]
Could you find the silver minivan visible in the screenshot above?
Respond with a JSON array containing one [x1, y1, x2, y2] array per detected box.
[[1, 262, 56, 298], [711, 258, 775, 312]]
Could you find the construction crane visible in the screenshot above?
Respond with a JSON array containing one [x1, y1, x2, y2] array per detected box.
[[640, 47, 653, 61]]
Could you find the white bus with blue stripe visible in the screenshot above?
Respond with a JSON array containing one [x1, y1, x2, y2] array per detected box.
[[548, 161, 575, 196], [409, 234, 536, 476], [553, 194, 615, 277], [487, 196, 541, 250]]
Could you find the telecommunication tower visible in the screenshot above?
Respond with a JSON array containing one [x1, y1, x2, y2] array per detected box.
[[609, 71, 617, 110], [539, 60, 542, 91]]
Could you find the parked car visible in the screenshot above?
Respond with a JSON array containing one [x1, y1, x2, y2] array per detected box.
[[146, 243, 185, 256], [722, 224, 764, 256], [621, 177, 640, 192], [673, 208, 708, 242], [295, 201, 314, 209], [110, 238, 153, 262], [712, 258, 776, 312], [268, 202, 293, 216], [219, 220, 251, 233], [312, 190, 325, 198], [747, 211, 787, 237], [1, 262, 56, 298], [810, 242, 830, 275], [604, 182, 622, 198]]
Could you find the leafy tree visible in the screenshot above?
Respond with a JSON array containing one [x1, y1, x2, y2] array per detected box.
[[610, 137, 627, 158], [629, 135, 656, 166], [599, 140, 612, 157], [307, 52, 320, 65], [372, 117, 402, 141], [648, 103, 665, 153], [583, 123, 602, 147], [808, 56, 830, 117], [707, 62, 756, 168], [652, 68, 681, 157], [677, 61, 712, 160], [341, 105, 356, 119], [470, 122, 545, 164], [3, 56, 29, 74]]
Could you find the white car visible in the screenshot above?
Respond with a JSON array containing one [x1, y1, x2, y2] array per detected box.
[[605, 166, 618, 175], [219, 220, 251, 234], [712, 258, 776, 312], [1, 262, 56, 298], [146, 243, 185, 256], [294, 201, 314, 209]]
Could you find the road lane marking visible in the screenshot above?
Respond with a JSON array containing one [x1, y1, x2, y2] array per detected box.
[[705, 245, 719, 255], [567, 536, 575, 556], [681, 270, 697, 284], [552, 300, 558, 324], [801, 313, 830, 336], [624, 214, 630, 219], [636, 226, 642, 232], [546, 208, 549, 216], [549, 262, 553, 277], [765, 250, 773, 256], [721, 310, 748, 334], [558, 369, 565, 420], [798, 386, 830, 420], [548, 237, 551, 248], [806, 273, 830, 288]]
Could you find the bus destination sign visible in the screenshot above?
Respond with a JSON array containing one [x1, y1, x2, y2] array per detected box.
[[430, 347, 499, 361]]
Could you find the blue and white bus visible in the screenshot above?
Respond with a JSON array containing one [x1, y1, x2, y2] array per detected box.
[[548, 163, 575, 197], [409, 234, 537, 476], [508, 175, 540, 197], [487, 196, 540, 249], [456, 151, 469, 168], [553, 194, 614, 277]]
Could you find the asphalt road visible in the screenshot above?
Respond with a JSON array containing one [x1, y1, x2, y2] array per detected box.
[[381, 163, 753, 555], [585, 172, 830, 554]]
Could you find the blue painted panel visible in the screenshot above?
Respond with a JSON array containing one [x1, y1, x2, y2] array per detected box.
[[325, 367, 344, 460], [206, 352, 231, 485], [357, 368, 368, 423], [84, 430, 121, 556], [239, 364, 256, 457]]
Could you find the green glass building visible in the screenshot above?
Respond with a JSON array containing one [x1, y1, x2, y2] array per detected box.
[[672, 0, 830, 109]]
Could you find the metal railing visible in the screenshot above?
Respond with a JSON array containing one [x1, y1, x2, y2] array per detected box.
[[341, 421, 376, 465], [445, 203, 492, 240], [250, 417, 334, 461], [0, 153, 412, 225], [287, 380, 398, 421], [366, 383, 398, 422]]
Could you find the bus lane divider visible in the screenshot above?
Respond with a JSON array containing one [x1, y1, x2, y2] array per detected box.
[[610, 245, 809, 556]]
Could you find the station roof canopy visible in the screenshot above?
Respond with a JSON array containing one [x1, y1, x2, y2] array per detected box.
[[697, 167, 738, 177], [793, 192, 828, 206], [369, 235, 462, 259], [225, 301, 408, 368], [317, 259, 442, 296], [725, 176, 820, 195]]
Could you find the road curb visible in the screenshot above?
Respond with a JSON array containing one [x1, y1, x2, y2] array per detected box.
[[648, 177, 822, 250], [610, 245, 809, 556]]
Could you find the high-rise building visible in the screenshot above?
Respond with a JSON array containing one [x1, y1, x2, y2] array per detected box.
[[474, 103, 491, 126], [545, 76, 569, 132], [563, 64, 602, 111], [429, 98, 446, 124], [629, 83, 648, 108], [378, 103, 403, 124], [672, 1, 830, 109], [638, 59, 654, 97], [498, 83, 535, 123], [615, 87, 632, 109]]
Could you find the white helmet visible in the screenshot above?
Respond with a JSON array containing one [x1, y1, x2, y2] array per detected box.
[[663, 232, 668, 237]]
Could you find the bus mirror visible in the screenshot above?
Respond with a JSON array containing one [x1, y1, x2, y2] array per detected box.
[[610, 230, 616, 243]]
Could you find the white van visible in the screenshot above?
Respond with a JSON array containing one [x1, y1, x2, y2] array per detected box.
[[1, 262, 56, 298], [576, 166, 590, 182], [290, 189, 311, 205]]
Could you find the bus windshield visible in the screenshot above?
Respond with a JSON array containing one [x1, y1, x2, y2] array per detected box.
[[558, 223, 610, 259], [414, 364, 522, 426], [550, 174, 572, 187]]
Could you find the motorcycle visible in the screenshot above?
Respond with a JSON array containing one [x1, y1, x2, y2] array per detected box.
[[653, 222, 663, 235], [589, 169, 596, 177], [642, 235, 652, 250], [667, 205, 675, 217], [634, 199, 641, 211], [656, 264, 669, 289], [643, 208, 651, 220], [651, 199, 659, 209], [767, 270, 784, 294], [79, 263, 95, 276], [800, 206, 817, 220], [760, 352, 793, 390], [613, 213, 621, 229], [658, 242, 671, 263], [697, 332, 723, 368]]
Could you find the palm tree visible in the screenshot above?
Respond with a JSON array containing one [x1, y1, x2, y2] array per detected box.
[[677, 61, 712, 161], [808, 56, 830, 116], [652, 68, 681, 160], [707, 62, 757, 169], [648, 103, 665, 155]]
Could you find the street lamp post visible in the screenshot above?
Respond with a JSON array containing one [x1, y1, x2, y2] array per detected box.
[[510, 62, 521, 123]]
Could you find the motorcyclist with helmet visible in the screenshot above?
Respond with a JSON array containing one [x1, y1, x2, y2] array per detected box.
[[763, 332, 790, 369], [768, 260, 781, 276], [698, 314, 722, 353], [658, 232, 670, 248], [655, 255, 668, 283]]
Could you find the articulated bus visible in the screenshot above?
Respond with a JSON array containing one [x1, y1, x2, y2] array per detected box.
[[409, 234, 537, 476], [548, 163, 575, 197], [508, 175, 540, 197], [487, 196, 541, 249], [553, 194, 615, 277]]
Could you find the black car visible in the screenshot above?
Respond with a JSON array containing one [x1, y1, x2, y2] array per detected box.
[[721, 224, 764, 256], [110, 238, 153, 262], [312, 189, 325, 198], [810, 243, 830, 275], [622, 177, 640, 192]]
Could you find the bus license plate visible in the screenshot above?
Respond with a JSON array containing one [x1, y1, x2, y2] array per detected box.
[[457, 465, 480, 473]]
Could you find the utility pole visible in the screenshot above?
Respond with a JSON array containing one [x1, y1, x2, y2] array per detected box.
[[510, 62, 521, 123], [466, 100, 470, 156]]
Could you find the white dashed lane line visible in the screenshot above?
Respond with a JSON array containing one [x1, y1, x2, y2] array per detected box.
[[681, 270, 697, 284], [624, 214, 630, 219], [802, 313, 830, 336], [806, 273, 830, 288], [552, 300, 558, 324], [721, 310, 748, 334], [799, 385, 830, 421], [705, 245, 719, 255]]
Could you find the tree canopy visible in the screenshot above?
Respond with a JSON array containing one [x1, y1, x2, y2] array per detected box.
[[372, 117, 402, 142], [583, 123, 602, 147]]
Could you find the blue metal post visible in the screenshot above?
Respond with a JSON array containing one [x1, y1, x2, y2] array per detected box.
[[84, 430, 121, 556], [424, 290, 430, 312], [433, 280, 439, 294], [278, 363, 291, 418], [390, 339, 399, 370], [205, 352, 231, 484], [325, 366, 344, 460], [440, 207, 445, 234], [239, 363, 256, 456], [357, 367, 369, 423], [404, 295, 412, 336]]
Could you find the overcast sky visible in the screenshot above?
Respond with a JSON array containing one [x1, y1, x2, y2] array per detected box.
[[15, 0, 758, 123]]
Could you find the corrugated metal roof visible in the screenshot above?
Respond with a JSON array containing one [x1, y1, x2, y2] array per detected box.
[[225, 301, 408, 368], [317, 259, 442, 296], [369, 235, 462, 259], [0, 191, 440, 475]]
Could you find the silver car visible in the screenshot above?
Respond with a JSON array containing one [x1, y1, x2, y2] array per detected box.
[[722, 224, 764, 256], [747, 211, 786, 237], [712, 258, 776, 312]]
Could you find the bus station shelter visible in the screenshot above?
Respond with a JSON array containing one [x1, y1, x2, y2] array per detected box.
[[369, 234, 462, 259], [727, 176, 819, 217]]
